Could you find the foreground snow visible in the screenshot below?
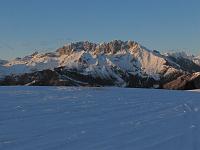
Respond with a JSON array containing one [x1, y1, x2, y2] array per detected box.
[[0, 87, 200, 150]]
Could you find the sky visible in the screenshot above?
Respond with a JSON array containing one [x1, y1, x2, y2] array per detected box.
[[0, 0, 199, 59]]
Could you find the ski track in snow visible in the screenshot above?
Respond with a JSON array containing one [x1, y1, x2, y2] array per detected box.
[[0, 87, 200, 150]]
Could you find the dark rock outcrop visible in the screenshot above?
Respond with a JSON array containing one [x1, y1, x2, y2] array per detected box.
[[0, 67, 158, 88], [163, 73, 200, 90]]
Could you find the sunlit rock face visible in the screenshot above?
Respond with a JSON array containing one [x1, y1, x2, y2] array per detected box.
[[163, 72, 200, 90]]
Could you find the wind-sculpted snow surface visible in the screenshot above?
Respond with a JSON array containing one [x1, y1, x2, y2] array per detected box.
[[0, 87, 200, 150]]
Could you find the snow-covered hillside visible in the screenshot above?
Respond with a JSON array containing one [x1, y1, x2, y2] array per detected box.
[[193, 55, 200, 66], [0, 87, 200, 150], [165, 52, 200, 67], [3, 52, 59, 75]]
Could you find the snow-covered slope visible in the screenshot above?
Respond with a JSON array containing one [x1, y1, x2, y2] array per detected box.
[[165, 52, 200, 67], [164, 51, 200, 73], [165, 51, 192, 59], [0, 86, 200, 150], [193, 55, 200, 66], [3, 52, 59, 75], [191, 89, 200, 92]]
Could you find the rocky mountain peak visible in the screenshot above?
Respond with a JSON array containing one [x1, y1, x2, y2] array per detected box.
[[56, 40, 141, 56]]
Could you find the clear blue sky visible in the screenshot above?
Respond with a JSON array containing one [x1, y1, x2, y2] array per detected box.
[[0, 0, 199, 59]]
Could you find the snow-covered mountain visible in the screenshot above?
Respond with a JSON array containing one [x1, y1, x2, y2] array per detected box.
[[0, 40, 200, 89], [165, 51, 200, 67], [164, 52, 200, 73], [193, 55, 200, 66], [1, 41, 179, 79]]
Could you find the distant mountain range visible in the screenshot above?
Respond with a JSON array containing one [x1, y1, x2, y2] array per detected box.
[[0, 40, 200, 90]]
